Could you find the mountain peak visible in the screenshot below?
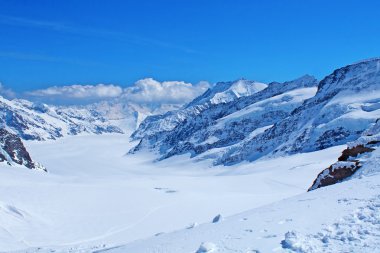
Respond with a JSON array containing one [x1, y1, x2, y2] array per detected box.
[[187, 79, 267, 107]]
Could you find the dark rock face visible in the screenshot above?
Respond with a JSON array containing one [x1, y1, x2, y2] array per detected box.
[[308, 119, 380, 191], [308, 161, 360, 191], [0, 128, 45, 171], [338, 145, 375, 161]]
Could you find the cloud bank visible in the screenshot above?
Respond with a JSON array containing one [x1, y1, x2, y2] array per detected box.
[[25, 78, 211, 105], [0, 83, 16, 98], [123, 78, 210, 104], [27, 84, 123, 99]]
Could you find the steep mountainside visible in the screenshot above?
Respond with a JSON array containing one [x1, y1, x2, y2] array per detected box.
[[0, 128, 45, 171], [130, 75, 318, 159], [130, 58, 380, 166], [130, 79, 268, 140], [220, 58, 380, 165]]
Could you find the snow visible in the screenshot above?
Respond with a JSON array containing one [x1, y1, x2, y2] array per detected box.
[[331, 161, 356, 171], [1, 59, 380, 253], [209, 80, 267, 104], [216, 87, 317, 125], [105, 169, 380, 253], [0, 134, 342, 252], [94, 127, 380, 253], [196, 242, 217, 252]]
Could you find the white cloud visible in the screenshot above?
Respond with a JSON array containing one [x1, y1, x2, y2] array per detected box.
[[123, 78, 210, 104], [25, 78, 211, 105], [0, 83, 16, 98], [27, 84, 123, 99]]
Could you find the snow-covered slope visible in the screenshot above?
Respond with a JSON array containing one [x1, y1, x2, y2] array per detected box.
[[0, 135, 343, 252], [130, 75, 318, 160], [106, 171, 380, 253], [101, 119, 380, 253], [0, 128, 44, 171], [130, 59, 380, 166], [130, 79, 268, 140], [187, 78, 267, 106], [220, 58, 380, 165], [3, 116, 380, 253]]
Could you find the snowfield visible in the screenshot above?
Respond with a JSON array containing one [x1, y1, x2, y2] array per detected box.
[[96, 147, 380, 253], [0, 134, 342, 252]]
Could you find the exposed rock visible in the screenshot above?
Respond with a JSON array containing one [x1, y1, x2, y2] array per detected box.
[[0, 128, 46, 171], [308, 161, 360, 191], [309, 118, 380, 191], [338, 145, 375, 161], [212, 214, 223, 223]]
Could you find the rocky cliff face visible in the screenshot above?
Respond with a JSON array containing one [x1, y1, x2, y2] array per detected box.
[[309, 118, 380, 191], [0, 128, 45, 171]]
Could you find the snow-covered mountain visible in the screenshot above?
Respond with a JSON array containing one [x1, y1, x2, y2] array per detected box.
[[130, 58, 380, 166], [130, 79, 268, 140], [129, 75, 318, 158], [0, 95, 182, 141], [220, 57, 380, 165], [0, 128, 45, 171], [2, 58, 380, 253], [0, 96, 124, 140]]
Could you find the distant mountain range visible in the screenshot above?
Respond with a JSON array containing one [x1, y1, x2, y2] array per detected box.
[[130, 58, 380, 166], [1, 58, 380, 170]]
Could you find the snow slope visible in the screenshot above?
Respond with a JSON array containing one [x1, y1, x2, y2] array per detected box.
[[0, 134, 342, 252], [100, 115, 380, 253], [130, 79, 268, 140], [221, 58, 380, 165], [108, 172, 380, 253], [130, 59, 380, 167], [130, 75, 317, 160], [102, 145, 380, 253]]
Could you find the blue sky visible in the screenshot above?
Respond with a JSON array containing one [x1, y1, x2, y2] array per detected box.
[[0, 0, 380, 93]]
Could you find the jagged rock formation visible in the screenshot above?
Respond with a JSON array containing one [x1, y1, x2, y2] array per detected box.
[[0, 128, 45, 171], [309, 118, 380, 191]]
